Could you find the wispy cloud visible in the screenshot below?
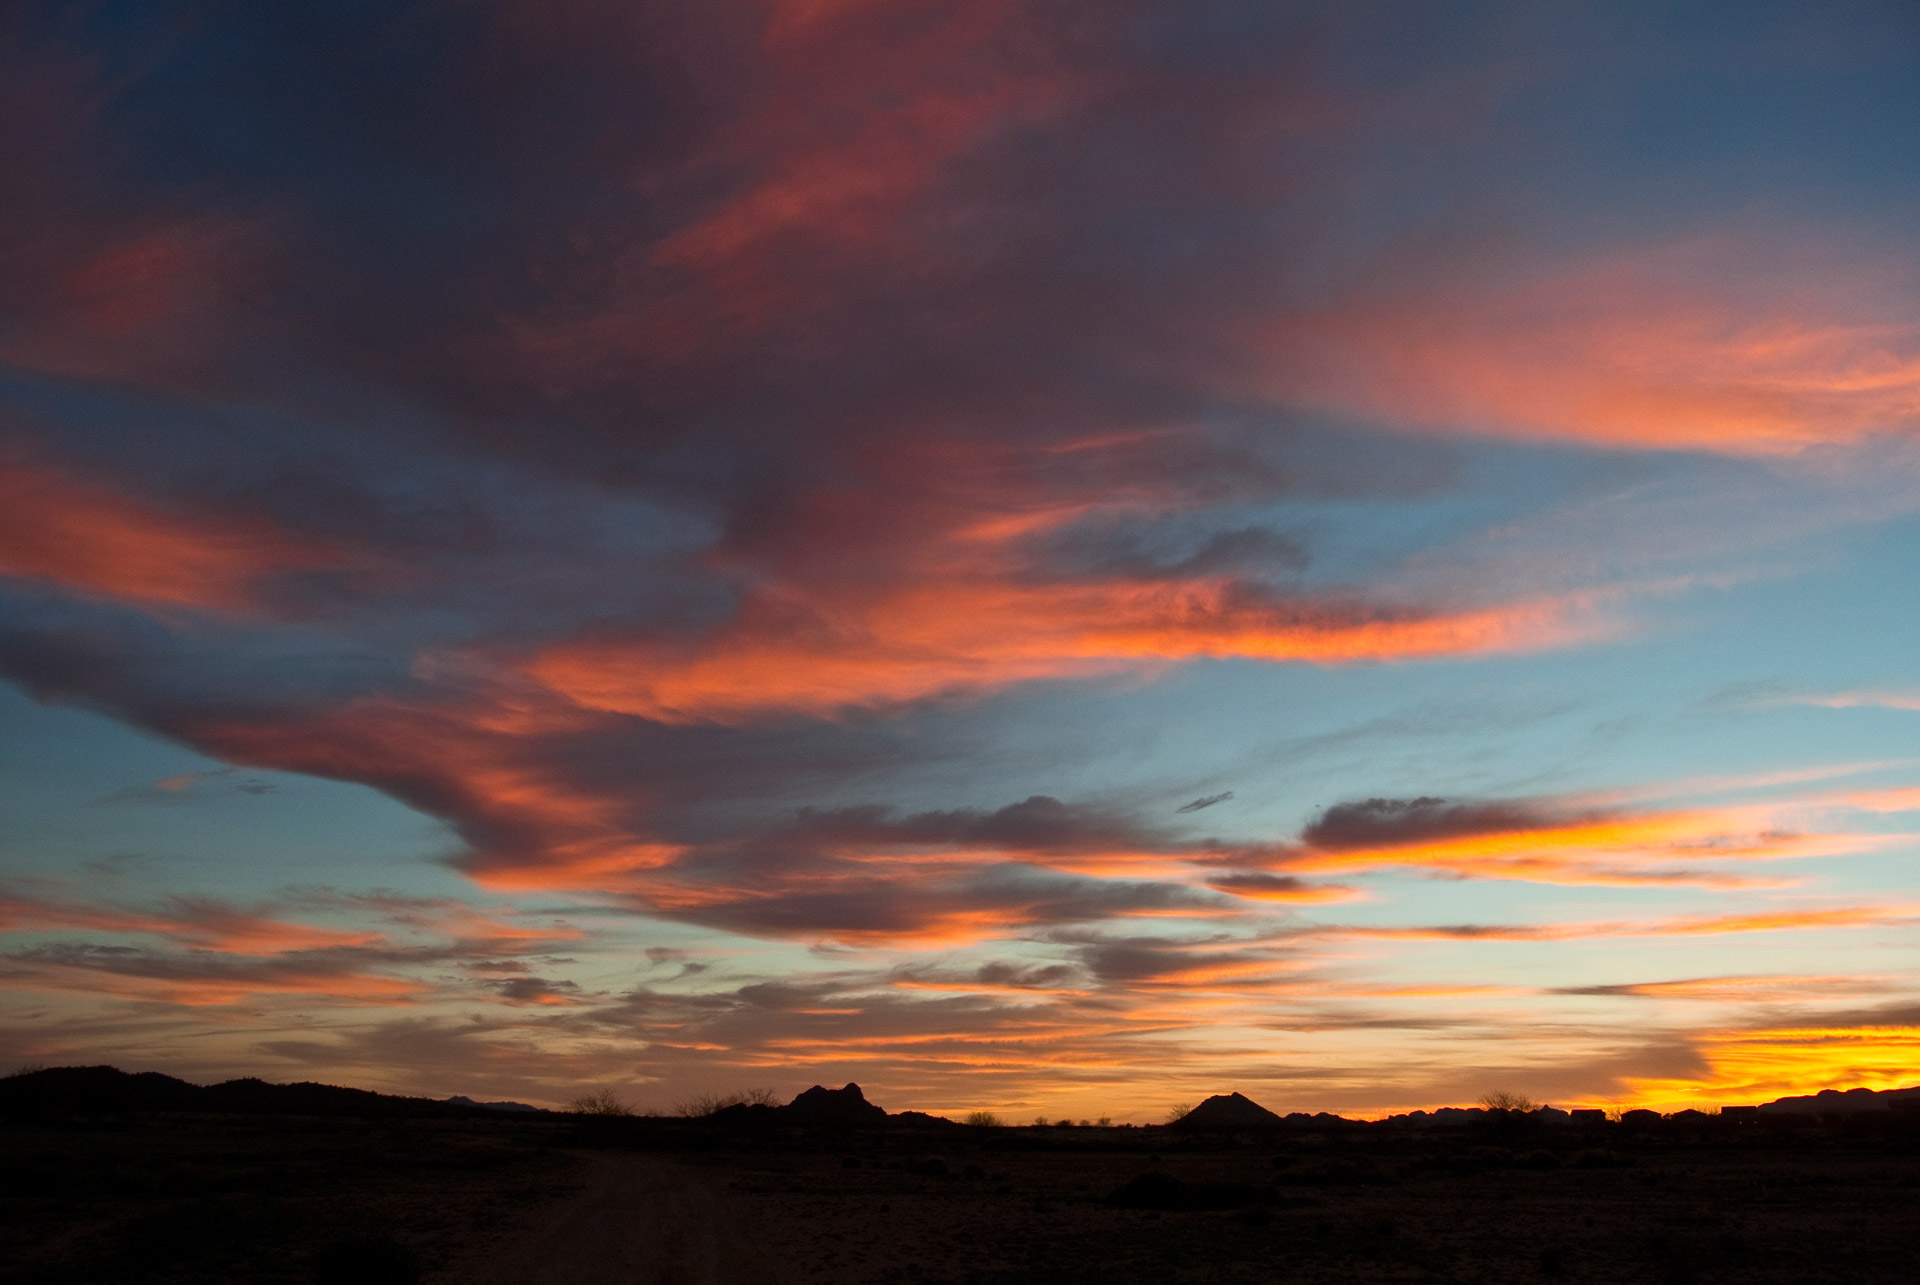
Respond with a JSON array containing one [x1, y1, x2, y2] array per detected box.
[[1270, 791, 1906, 887], [525, 565, 1618, 724], [1551, 974, 1900, 1002], [0, 460, 347, 612], [1790, 690, 1920, 712], [1249, 236, 1920, 454], [1325, 904, 1918, 942]]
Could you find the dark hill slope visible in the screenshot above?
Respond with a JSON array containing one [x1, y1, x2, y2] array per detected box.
[[1176, 1092, 1285, 1130], [0, 1065, 489, 1119]]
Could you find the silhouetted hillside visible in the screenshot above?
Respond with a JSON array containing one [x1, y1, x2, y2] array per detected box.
[[10, 1063, 1919, 1131], [444, 1094, 548, 1113], [1176, 1091, 1285, 1130], [784, 1082, 891, 1126], [1756, 1084, 1920, 1115], [701, 1081, 930, 1131], [0, 1065, 499, 1120]]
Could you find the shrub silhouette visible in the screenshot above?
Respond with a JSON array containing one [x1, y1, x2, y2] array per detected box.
[[964, 1110, 1002, 1127], [569, 1088, 634, 1116], [675, 1087, 780, 1117], [1478, 1090, 1538, 1112]]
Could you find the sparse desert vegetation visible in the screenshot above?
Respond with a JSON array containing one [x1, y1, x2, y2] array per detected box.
[[567, 1088, 634, 1117], [1478, 1089, 1540, 1113], [674, 1087, 782, 1118]]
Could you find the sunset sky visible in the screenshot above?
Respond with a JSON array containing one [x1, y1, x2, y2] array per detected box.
[[1, 0, 1917, 1120]]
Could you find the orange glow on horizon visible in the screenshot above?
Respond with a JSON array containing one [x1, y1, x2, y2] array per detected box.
[[1615, 1025, 1920, 1113]]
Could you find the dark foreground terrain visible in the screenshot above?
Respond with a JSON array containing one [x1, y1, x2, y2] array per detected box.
[[4, 1077, 1919, 1283]]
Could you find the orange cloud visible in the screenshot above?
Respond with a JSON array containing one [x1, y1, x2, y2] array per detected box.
[[623, 867, 1239, 950], [1798, 690, 1920, 712], [1557, 974, 1894, 1002], [888, 980, 1089, 998], [0, 886, 593, 1011], [529, 577, 1607, 723], [198, 697, 688, 893], [1290, 804, 1883, 887], [1842, 786, 1920, 813], [1324, 903, 1912, 942], [1255, 238, 1920, 454], [158, 901, 386, 955], [0, 459, 339, 610], [0, 897, 173, 939], [1652, 905, 1916, 935], [342, 898, 587, 951], [0, 951, 427, 1008], [0, 892, 380, 954]]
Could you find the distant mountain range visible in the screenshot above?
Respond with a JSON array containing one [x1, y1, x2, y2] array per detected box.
[[1751, 1084, 1920, 1115], [443, 1094, 548, 1114], [1174, 1084, 1920, 1127], [5, 1065, 1917, 1124]]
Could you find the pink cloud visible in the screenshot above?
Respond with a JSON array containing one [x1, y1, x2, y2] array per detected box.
[[1248, 235, 1920, 453], [0, 459, 344, 611]]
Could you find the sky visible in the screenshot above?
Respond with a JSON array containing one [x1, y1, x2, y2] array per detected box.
[[0, 0, 1917, 1120]]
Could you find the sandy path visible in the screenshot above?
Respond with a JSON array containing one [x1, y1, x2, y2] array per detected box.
[[448, 1151, 788, 1285]]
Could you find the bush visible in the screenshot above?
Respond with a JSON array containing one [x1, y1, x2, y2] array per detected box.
[[674, 1087, 780, 1117], [569, 1088, 634, 1117], [964, 1110, 1002, 1127]]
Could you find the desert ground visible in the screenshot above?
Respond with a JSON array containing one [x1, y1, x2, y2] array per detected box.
[[5, 1103, 1920, 1284]]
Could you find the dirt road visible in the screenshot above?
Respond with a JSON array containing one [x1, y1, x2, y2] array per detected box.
[[444, 1152, 787, 1285]]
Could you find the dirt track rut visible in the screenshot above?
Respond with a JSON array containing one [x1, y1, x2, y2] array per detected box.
[[450, 1152, 786, 1285]]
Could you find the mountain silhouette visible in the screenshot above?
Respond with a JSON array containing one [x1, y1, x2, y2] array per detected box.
[[1175, 1092, 1285, 1129], [783, 1082, 889, 1126], [1756, 1085, 1920, 1115], [444, 1095, 547, 1114]]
